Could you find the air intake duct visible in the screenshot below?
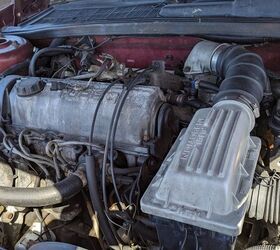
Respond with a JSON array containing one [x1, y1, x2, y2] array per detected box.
[[184, 41, 267, 116], [141, 41, 267, 239]]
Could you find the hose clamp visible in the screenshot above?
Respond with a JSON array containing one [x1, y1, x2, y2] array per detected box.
[[210, 43, 230, 74], [72, 167, 87, 187], [237, 95, 260, 118]]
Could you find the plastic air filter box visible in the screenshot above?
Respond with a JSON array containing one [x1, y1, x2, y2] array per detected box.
[[141, 100, 261, 236]]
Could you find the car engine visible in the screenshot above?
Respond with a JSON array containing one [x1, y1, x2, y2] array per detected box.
[[0, 33, 279, 250]]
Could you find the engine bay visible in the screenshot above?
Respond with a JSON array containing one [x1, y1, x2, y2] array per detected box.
[[0, 32, 279, 250]]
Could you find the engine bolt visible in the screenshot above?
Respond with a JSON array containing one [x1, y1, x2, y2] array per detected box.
[[2, 212, 14, 223], [6, 213, 13, 220], [143, 130, 150, 142]]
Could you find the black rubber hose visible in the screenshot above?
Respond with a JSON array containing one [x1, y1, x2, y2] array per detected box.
[[0, 172, 84, 207], [85, 155, 117, 245], [214, 45, 267, 108], [108, 84, 135, 206], [198, 80, 219, 92], [183, 99, 209, 109], [132, 221, 158, 242], [198, 35, 279, 44], [108, 167, 141, 175], [106, 72, 149, 208], [49, 38, 66, 48], [88, 81, 117, 155], [29, 47, 74, 76]]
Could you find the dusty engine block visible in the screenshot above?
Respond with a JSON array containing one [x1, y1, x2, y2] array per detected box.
[[0, 76, 178, 160]]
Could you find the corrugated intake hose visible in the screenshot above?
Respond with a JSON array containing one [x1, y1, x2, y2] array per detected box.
[[184, 41, 268, 114], [214, 45, 267, 110], [246, 245, 280, 250], [0, 169, 85, 207]]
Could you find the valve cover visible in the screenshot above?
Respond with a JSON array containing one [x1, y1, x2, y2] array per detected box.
[[4, 76, 171, 156]]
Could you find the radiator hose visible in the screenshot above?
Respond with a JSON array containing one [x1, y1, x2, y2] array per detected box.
[[184, 41, 268, 114], [0, 168, 86, 207]]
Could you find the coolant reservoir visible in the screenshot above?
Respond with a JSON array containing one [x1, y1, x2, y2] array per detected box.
[[0, 35, 33, 73]]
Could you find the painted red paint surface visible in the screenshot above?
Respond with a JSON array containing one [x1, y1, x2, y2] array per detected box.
[[0, 35, 33, 73], [2, 34, 280, 74], [96, 36, 280, 73], [250, 43, 280, 73], [95, 36, 201, 70]]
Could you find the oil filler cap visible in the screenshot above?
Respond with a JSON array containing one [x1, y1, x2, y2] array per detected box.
[[16, 78, 46, 97]]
